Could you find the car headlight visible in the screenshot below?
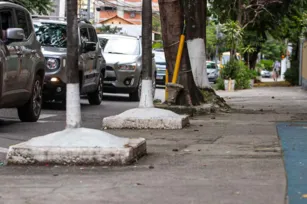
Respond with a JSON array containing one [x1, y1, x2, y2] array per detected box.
[[119, 63, 136, 71], [46, 58, 60, 70]]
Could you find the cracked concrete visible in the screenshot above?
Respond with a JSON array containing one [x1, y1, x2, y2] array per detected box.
[[0, 87, 306, 203]]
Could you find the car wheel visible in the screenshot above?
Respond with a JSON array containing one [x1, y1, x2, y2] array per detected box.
[[87, 74, 103, 105], [18, 75, 43, 122]]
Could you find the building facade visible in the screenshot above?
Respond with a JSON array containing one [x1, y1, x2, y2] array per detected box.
[[97, 0, 159, 25]]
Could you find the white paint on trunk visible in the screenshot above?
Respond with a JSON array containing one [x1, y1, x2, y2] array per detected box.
[[66, 83, 81, 128], [0, 147, 8, 153], [139, 79, 154, 108], [187, 38, 211, 88]]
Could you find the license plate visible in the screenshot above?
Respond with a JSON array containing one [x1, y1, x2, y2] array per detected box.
[[156, 76, 163, 80]]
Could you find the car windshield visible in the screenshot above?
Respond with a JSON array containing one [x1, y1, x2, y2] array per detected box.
[[99, 37, 139, 55], [154, 52, 166, 65], [207, 62, 217, 69], [34, 22, 67, 48]]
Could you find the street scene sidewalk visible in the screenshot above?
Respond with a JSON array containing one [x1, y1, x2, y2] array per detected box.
[[1, 86, 306, 203]]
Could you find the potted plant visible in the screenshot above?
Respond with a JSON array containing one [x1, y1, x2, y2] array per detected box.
[[221, 59, 239, 91], [248, 69, 258, 88]]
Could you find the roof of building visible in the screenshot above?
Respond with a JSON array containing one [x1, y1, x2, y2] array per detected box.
[[100, 15, 135, 25]]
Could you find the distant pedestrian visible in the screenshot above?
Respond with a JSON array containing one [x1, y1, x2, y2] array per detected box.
[[273, 60, 281, 81]]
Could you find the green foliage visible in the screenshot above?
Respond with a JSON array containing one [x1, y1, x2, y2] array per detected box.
[[241, 45, 255, 55], [284, 60, 299, 85], [261, 40, 286, 61], [153, 41, 163, 49], [220, 20, 243, 56], [259, 59, 274, 71], [152, 14, 161, 33], [248, 69, 258, 79], [235, 61, 251, 90], [215, 77, 225, 90], [220, 58, 239, 80], [9, 0, 54, 14], [206, 22, 217, 59], [97, 25, 122, 34]]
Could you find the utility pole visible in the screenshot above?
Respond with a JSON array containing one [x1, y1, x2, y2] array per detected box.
[[87, 0, 91, 20], [66, 0, 81, 128]]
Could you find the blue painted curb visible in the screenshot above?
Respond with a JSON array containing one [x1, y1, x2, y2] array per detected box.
[[277, 122, 307, 204]]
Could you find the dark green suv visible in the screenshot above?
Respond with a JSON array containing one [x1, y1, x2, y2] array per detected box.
[[33, 17, 106, 106], [0, 2, 45, 122]]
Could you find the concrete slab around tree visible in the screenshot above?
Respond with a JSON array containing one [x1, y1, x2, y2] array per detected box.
[[102, 107, 190, 129], [6, 128, 146, 165]]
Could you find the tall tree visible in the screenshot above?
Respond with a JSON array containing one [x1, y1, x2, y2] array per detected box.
[[185, 0, 210, 89], [66, 0, 81, 128], [8, 0, 54, 14], [159, 0, 203, 106]]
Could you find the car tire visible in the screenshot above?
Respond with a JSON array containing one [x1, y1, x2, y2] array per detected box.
[[87, 74, 103, 105], [18, 75, 43, 122]]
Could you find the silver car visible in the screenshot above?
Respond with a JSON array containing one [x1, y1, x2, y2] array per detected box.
[[97, 34, 156, 101], [206, 61, 219, 83], [33, 17, 106, 106]]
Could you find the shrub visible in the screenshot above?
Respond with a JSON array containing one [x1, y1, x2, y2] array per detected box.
[[248, 69, 258, 79], [216, 77, 225, 90], [235, 61, 250, 90], [284, 60, 299, 85], [220, 58, 240, 80]]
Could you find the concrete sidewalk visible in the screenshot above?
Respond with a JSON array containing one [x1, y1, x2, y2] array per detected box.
[[0, 87, 306, 204]]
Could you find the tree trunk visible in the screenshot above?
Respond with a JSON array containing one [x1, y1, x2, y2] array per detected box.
[[249, 50, 260, 70], [66, 0, 81, 128], [185, 0, 210, 89], [139, 0, 154, 108], [237, 0, 242, 25], [158, 0, 203, 106]]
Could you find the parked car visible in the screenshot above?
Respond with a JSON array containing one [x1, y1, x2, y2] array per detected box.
[[0, 2, 46, 122], [154, 51, 166, 85], [261, 69, 271, 78], [33, 17, 106, 105], [97, 34, 156, 101], [206, 61, 219, 83]]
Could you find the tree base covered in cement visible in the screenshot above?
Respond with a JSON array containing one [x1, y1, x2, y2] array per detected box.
[[6, 128, 146, 165]]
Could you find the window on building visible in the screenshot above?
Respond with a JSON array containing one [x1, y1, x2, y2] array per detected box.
[[130, 12, 136, 18], [104, 6, 116, 11]]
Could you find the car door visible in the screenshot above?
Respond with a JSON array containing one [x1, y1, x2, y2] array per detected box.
[[88, 27, 99, 83], [79, 27, 93, 87], [0, 9, 20, 93], [14, 8, 35, 92]]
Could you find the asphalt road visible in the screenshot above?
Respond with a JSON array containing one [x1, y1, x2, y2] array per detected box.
[[0, 88, 165, 152]]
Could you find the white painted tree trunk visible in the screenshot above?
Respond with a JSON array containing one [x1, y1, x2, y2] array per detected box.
[[139, 79, 154, 108], [66, 83, 81, 128], [187, 38, 211, 89]]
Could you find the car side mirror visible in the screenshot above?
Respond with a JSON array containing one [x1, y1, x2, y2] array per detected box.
[[83, 42, 96, 52], [6, 28, 25, 41]]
